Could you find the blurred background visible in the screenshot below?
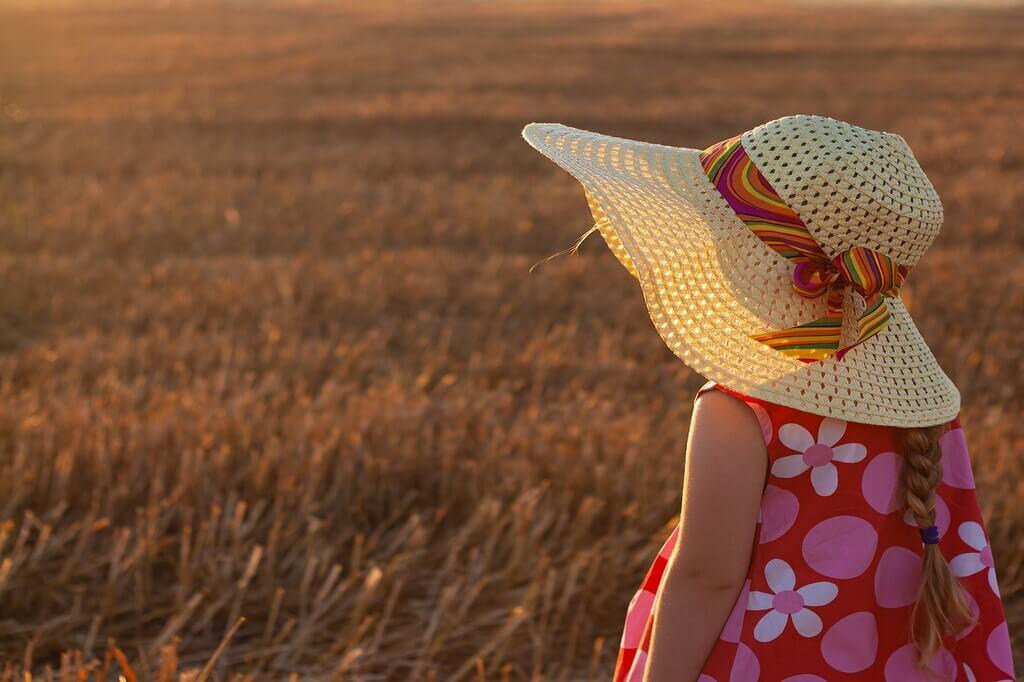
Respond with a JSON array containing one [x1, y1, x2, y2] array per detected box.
[[0, 0, 1021, 679]]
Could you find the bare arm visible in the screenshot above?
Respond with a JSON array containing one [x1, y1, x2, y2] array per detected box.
[[643, 388, 767, 682]]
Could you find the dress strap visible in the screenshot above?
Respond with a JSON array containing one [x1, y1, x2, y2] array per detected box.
[[695, 380, 752, 404], [695, 380, 720, 399]]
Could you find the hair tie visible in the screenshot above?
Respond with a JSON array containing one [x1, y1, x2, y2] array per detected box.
[[919, 526, 940, 545]]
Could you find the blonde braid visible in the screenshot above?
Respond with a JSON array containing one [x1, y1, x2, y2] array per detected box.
[[901, 425, 975, 669], [903, 425, 945, 530]]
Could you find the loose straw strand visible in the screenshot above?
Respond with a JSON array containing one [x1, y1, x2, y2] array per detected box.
[[529, 224, 600, 273]]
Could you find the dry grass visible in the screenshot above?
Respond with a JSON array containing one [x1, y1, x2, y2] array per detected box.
[[0, 0, 1021, 679]]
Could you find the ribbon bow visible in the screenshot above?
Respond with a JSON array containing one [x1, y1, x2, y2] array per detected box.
[[699, 134, 911, 363], [753, 247, 910, 362]]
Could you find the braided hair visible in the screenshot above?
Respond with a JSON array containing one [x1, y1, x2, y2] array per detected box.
[[901, 424, 976, 668]]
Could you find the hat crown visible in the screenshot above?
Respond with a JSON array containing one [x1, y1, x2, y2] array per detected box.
[[740, 115, 943, 266]]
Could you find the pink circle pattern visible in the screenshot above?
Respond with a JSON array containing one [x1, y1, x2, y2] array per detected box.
[[987, 622, 1014, 677], [729, 644, 759, 682], [940, 428, 976, 489], [884, 643, 957, 681], [874, 547, 922, 609], [821, 611, 878, 673], [861, 451, 903, 514], [759, 485, 800, 544], [802, 515, 878, 579]]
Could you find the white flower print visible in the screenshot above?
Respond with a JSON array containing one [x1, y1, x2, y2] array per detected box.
[[747, 558, 838, 642], [772, 418, 867, 496], [950, 521, 1000, 596]]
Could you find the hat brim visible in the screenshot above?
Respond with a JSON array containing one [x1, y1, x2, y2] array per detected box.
[[522, 122, 960, 427]]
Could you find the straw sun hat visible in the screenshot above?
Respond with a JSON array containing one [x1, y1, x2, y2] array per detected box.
[[522, 114, 959, 428]]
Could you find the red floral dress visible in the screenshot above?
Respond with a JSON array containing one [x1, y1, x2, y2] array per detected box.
[[613, 382, 1015, 682]]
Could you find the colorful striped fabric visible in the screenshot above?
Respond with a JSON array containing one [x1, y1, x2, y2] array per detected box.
[[699, 135, 910, 362]]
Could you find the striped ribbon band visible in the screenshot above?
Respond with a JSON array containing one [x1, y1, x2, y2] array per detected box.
[[699, 135, 911, 363]]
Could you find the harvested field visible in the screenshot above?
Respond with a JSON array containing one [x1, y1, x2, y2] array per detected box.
[[0, 0, 1021, 678]]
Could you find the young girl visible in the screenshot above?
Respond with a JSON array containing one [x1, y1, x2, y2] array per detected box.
[[522, 115, 1015, 681]]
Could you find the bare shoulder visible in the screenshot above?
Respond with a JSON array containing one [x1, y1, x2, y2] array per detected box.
[[692, 382, 765, 430], [689, 387, 767, 461]]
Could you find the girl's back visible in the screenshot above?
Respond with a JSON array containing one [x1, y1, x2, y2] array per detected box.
[[521, 114, 1016, 680], [615, 382, 1014, 682]]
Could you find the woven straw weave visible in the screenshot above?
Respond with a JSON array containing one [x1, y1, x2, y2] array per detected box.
[[522, 114, 960, 427]]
